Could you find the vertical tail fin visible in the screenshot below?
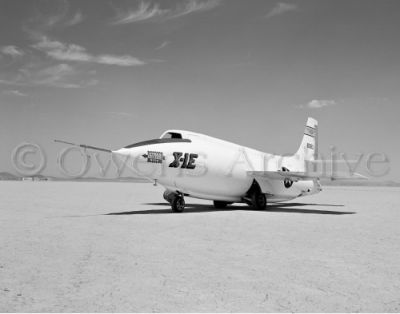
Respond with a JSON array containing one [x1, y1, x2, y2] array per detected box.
[[295, 117, 318, 162], [284, 117, 318, 172]]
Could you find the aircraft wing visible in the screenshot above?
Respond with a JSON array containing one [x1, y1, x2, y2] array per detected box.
[[54, 139, 112, 153], [247, 170, 368, 181]]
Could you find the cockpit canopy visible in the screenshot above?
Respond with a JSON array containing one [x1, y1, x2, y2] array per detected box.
[[160, 132, 183, 139], [123, 130, 191, 149]]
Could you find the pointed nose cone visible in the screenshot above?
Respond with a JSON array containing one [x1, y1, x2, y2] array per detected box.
[[113, 146, 146, 159], [112, 147, 144, 165], [112, 148, 129, 157], [112, 146, 160, 179]]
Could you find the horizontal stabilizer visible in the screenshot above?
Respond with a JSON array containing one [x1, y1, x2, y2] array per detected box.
[[54, 139, 112, 153], [247, 170, 368, 181]]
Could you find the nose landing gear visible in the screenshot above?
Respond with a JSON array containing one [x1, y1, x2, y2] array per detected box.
[[171, 195, 185, 213], [163, 190, 185, 212]]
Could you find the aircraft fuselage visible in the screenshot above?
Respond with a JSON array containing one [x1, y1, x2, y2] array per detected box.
[[113, 130, 320, 203]]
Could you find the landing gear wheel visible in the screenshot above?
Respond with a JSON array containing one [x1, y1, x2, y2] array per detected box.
[[251, 192, 267, 210], [171, 196, 185, 213], [213, 201, 229, 209], [163, 190, 170, 203], [163, 190, 175, 204]]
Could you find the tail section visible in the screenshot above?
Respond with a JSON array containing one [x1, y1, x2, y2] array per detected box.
[[283, 117, 318, 172], [295, 117, 318, 162], [278, 117, 367, 180]]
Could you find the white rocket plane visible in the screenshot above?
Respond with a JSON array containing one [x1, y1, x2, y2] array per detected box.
[[56, 117, 364, 212]]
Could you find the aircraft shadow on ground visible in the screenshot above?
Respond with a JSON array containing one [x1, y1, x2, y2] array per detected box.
[[105, 202, 355, 216]]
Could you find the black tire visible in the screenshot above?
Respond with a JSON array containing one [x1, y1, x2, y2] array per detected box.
[[213, 201, 229, 209], [163, 190, 170, 202], [163, 190, 176, 204], [171, 196, 185, 213], [251, 192, 267, 210]]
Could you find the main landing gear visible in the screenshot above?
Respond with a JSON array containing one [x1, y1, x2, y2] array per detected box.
[[243, 180, 267, 210], [251, 191, 267, 210]]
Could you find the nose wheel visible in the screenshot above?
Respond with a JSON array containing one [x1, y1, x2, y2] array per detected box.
[[171, 195, 185, 213]]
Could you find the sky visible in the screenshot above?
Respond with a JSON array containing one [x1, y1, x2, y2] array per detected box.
[[1, 0, 399, 180]]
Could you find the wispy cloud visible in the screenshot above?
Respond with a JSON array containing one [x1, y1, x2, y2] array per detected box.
[[2, 89, 27, 97], [96, 55, 145, 66], [111, 1, 168, 24], [0, 62, 98, 89], [266, 2, 298, 19], [1, 45, 24, 57], [34, 0, 83, 28], [299, 99, 337, 109], [155, 41, 170, 50], [65, 11, 83, 26], [111, 0, 222, 24], [170, 0, 222, 18], [34, 63, 82, 88], [2, 34, 144, 90], [32, 36, 145, 66]]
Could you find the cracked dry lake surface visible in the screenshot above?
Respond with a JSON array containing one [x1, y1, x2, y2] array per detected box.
[[1, 182, 400, 312]]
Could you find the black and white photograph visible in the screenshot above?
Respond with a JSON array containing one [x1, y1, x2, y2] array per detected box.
[[1, 0, 400, 312]]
